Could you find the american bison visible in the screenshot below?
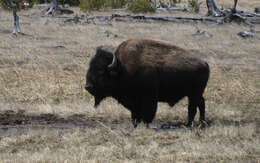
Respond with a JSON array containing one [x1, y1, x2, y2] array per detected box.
[[85, 38, 210, 127]]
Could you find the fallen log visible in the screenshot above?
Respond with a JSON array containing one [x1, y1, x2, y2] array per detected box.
[[58, 13, 260, 25], [240, 12, 260, 17], [110, 14, 223, 23], [238, 31, 256, 38], [105, 6, 191, 13], [247, 18, 260, 24], [157, 7, 191, 12]]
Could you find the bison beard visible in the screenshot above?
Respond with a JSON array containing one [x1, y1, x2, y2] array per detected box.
[[85, 38, 210, 128]]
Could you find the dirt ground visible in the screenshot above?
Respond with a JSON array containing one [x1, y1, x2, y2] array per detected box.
[[0, 0, 260, 162]]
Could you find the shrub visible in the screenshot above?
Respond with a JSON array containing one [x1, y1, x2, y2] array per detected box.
[[0, 0, 80, 10], [0, 0, 23, 9], [0, 0, 11, 9], [255, 7, 260, 13], [57, 0, 80, 6], [104, 0, 127, 9], [79, 0, 104, 11], [188, 0, 200, 13], [127, 0, 156, 13], [32, 0, 80, 6], [0, 0, 34, 10], [169, 0, 181, 7], [79, 0, 127, 11]]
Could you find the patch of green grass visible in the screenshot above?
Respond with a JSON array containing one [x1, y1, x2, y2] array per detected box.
[[188, 0, 200, 13], [169, 0, 182, 7], [127, 0, 156, 13], [79, 0, 127, 11], [80, 0, 104, 11], [0, 0, 35, 10], [0, 0, 13, 9]]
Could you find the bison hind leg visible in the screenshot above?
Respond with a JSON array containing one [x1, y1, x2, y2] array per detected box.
[[197, 96, 207, 128], [187, 95, 206, 127], [198, 96, 205, 122], [186, 96, 199, 127]]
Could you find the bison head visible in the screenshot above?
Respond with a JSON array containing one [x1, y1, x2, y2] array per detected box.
[[85, 47, 119, 108]]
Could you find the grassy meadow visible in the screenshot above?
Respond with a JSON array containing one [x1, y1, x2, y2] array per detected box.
[[0, 0, 260, 162]]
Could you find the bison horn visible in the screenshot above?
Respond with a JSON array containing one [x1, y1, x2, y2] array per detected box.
[[108, 52, 117, 68]]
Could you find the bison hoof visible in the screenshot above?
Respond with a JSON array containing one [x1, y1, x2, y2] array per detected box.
[[199, 120, 208, 129], [145, 123, 150, 128], [132, 119, 140, 128], [186, 122, 194, 128]]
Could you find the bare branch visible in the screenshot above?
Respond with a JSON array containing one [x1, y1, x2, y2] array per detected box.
[[193, 23, 205, 35], [237, 31, 258, 39], [44, 0, 74, 16], [192, 23, 212, 37]]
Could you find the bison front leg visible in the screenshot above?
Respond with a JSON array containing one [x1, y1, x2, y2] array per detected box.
[[141, 96, 158, 127]]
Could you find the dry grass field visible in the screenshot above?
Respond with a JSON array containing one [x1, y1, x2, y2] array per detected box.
[[0, 0, 260, 162]]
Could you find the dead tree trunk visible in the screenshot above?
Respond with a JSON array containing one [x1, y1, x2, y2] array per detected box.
[[45, 0, 57, 15], [232, 0, 238, 13], [205, 0, 260, 24], [12, 3, 21, 35], [206, 0, 222, 16], [45, 0, 74, 16], [207, 0, 238, 17]]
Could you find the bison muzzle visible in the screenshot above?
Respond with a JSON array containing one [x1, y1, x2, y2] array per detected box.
[[85, 38, 210, 127]]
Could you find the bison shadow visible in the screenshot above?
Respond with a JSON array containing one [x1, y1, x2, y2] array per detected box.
[[152, 120, 213, 131], [1, 110, 246, 133], [0, 110, 96, 127]]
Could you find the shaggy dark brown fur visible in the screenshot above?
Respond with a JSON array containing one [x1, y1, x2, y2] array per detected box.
[[85, 38, 210, 127]]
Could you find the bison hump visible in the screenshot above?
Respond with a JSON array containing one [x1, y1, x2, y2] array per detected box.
[[116, 38, 198, 74]]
